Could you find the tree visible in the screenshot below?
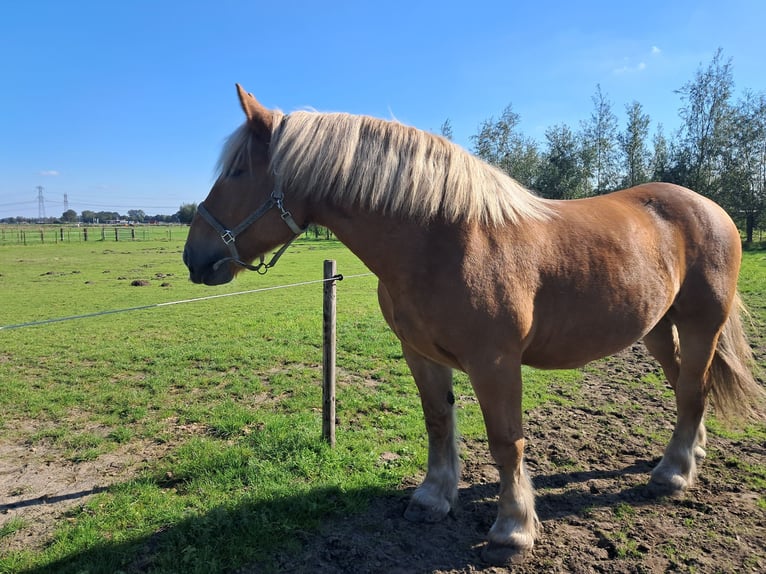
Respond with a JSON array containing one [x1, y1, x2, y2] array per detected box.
[[472, 104, 541, 188], [96, 211, 120, 222], [618, 101, 651, 187], [537, 123, 591, 199], [440, 118, 454, 141], [128, 209, 146, 223], [673, 48, 735, 197], [61, 209, 78, 223], [719, 91, 766, 242], [177, 203, 197, 224], [81, 210, 97, 223], [650, 125, 671, 182], [581, 84, 620, 194]]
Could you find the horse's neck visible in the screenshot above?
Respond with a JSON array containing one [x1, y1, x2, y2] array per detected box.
[[311, 204, 441, 280], [308, 199, 537, 287]]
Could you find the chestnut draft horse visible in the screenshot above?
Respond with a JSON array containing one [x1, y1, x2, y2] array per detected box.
[[183, 85, 763, 563]]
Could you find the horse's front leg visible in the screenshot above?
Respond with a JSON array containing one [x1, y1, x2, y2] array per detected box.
[[470, 356, 537, 564], [401, 343, 460, 523]]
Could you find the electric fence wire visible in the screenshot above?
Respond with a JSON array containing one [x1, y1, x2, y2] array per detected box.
[[0, 273, 374, 331]]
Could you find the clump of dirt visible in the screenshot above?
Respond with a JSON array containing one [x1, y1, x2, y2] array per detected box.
[[130, 279, 150, 287]]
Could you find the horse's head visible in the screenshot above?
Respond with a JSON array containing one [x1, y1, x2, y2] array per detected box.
[[183, 85, 305, 285]]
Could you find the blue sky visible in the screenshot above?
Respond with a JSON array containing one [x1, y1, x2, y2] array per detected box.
[[1, 0, 765, 219]]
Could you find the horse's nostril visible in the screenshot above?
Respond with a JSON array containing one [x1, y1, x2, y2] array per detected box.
[[182, 248, 196, 277]]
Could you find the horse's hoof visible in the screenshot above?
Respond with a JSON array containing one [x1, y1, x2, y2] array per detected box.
[[403, 499, 450, 523], [649, 471, 689, 495], [694, 445, 707, 459], [481, 541, 530, 566]]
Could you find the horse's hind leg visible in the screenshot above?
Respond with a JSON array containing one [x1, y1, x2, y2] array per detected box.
[[649, 318, 721, 491], [643, 317, 707, 459], [401, 343, 460, 522]]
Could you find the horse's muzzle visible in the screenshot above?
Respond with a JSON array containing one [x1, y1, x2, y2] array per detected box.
[[183, 245, 234, 286]]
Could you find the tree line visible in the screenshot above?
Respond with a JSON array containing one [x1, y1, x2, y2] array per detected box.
[[461, 49, 765, 242], [1, 205, 197, 225]]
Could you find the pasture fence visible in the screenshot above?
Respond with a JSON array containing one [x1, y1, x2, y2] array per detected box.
[[5, 224, 762, 247], [0, 225, 183, 245]]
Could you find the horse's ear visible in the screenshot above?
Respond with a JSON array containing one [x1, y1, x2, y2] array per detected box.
[[235, 84, 272, 137]]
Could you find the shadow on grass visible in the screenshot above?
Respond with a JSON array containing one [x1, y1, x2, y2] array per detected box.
[[17, 481, 394, 574], [0, 487, 109, 512], [19, 459, 676, 574]]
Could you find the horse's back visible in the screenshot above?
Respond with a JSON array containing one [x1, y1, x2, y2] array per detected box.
[[548, 182, 740, 275], [606, 183, 737, 242], [519, 183, 741, 368]]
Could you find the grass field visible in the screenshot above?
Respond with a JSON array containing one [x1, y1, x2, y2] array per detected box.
[[0, 233, 763, 573]]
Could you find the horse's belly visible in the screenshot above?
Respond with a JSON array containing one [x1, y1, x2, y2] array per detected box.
[[522, 340, 633, 370], [521, 315, 654, 370]]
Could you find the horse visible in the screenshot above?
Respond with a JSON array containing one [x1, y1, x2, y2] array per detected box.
[[183, 84, 764, 564]]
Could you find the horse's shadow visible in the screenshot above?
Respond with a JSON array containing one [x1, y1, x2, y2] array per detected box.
[[268, 457, 673, 573], [19, 458, 672, 574], [531, 457, 663, 521]]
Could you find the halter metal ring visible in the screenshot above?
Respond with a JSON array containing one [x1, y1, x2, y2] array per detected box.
[[221, 230, 236, 244]]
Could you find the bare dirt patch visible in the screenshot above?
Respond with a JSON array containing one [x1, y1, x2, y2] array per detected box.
[[265, 344, 765, 573], [0, 438, 161, 553], [0, 417, 210, 554]]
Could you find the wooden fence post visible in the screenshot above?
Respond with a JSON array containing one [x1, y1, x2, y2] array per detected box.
[[322, 260, 338, 446]]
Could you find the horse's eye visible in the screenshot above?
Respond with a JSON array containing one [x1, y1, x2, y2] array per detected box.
[[228, 168, 245, 179]]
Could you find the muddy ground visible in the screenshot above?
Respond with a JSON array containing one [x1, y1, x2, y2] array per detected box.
[[266, 344, 765, 574], [2, 343, 764, 573]]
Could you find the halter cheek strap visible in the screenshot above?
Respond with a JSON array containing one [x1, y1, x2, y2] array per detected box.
[[196, 189, 306, 274]]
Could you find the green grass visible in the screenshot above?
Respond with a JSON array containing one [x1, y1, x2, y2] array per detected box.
[[1, 238, 763, 573], [0, 236, 396, 573], [0, 518, 26, 540], [0, 233, 576, 573]]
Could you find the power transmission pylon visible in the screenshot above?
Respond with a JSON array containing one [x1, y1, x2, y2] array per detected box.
[[63, 193, 69, 212], [37, 186, 46, 221]]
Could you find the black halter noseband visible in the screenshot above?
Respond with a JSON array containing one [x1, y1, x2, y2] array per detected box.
[[195, 188, 306, 274]]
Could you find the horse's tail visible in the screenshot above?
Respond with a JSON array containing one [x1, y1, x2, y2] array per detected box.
[[708, 291, 765, 423]]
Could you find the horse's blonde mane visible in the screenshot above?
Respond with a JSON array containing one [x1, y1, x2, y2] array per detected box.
[[220, 110, 552, 226]]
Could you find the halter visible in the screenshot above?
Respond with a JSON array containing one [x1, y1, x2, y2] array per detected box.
[[195, 188, 306, 274]]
